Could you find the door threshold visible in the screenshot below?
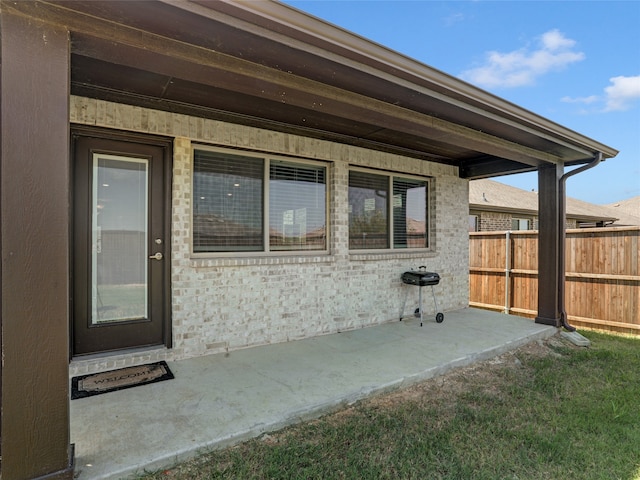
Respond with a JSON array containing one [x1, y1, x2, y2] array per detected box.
[[69, 345, 171, 378]]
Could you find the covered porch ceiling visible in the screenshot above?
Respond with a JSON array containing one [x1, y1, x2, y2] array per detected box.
[[11, 0, 617, 178]]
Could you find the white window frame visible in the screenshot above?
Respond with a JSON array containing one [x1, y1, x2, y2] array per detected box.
[[511, 218, 530, 231], [469, 215, 479, 232], [191, 145, 329, 257], [348, 167, 432, 253]]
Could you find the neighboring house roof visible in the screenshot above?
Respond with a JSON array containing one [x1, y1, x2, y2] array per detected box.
[[6, 0, 617, 180], [469, 179, 619, 224], [604, 196, 640, 226]]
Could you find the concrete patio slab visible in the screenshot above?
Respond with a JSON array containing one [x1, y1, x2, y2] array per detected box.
[[70, 308, 556, 480]]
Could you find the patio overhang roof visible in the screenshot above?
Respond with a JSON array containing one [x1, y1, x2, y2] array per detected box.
[[7, 0, 617, 179]]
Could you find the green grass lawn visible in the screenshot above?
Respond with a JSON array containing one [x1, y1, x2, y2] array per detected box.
[[140, 331, 640, 479]]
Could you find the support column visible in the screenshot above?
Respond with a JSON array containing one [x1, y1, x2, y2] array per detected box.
[[1, 11, 74, 480], [536, 163, 564, 327]]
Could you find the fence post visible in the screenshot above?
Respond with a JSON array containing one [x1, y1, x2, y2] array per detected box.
[[505, 231, 511, 314]]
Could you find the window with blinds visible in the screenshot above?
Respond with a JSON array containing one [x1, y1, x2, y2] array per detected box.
[[349, 170, 429, 250], [393, 177, 427, 249], [193, 150, 264, 252], [269, 161, 326, 251], [348, 171, 389, 249], [193, 148, 327, 253]]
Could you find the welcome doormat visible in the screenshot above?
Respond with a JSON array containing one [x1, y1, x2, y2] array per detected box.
[[71, 361, 174, 400]]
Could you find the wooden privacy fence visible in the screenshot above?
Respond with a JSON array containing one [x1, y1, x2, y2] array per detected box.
[[469, 226, 640, 335]]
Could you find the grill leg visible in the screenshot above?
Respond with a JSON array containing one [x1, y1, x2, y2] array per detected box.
[[418, 285, 424, 326], [400, 286, 409, 321], [431, 285, 440, 315]]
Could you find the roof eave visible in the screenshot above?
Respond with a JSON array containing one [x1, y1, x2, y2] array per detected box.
[[8, 0, 618, 175], [213, 0, 619, 161]]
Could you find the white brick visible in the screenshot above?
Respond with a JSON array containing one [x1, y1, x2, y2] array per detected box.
[[70, 96, 470, 369]]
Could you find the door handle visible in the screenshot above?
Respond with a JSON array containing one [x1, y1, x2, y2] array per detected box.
[[149, 252, 163, 261]]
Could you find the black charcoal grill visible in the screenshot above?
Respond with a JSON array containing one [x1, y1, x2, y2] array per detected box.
[[400, 266, 444, 326]]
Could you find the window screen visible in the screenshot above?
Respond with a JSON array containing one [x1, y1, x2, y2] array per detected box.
[[349, 171, 389, 249], [193, 149, 327, 254], [193, 150, 264, 252], [349, 170, 430, 251], [511, 218, 530, 231], [269, 161, 326, 251], [469, 215, 479, 232], [393, 177, 428, 248]]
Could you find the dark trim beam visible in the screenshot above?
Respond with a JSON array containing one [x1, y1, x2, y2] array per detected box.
[[460, 157, 537, 179], [0, 12, 74, 480], [70, 33, 560, 167], [6, 1, 562, 169]]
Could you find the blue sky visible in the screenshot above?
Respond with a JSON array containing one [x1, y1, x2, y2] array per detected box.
[[284, 1, 640, 205]]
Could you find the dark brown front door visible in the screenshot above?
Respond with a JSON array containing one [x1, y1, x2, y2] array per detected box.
[[72, 129, 171, 356]]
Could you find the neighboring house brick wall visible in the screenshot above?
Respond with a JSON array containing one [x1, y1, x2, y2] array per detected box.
[[69, 96, 469, 374], [471, 210, 577, 232], [477, 211, 513, 231]]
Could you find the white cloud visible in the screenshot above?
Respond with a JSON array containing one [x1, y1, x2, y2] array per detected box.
[[444, 12, 465, 27], [603, 75, 640, 111], [562, 75, 640, 113], [561, 95, 599, 105], [540, 29, 575, 50], [459, 29, 585, 88]]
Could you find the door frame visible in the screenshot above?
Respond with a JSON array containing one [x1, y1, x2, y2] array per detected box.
[[70, 125, 173, 357]]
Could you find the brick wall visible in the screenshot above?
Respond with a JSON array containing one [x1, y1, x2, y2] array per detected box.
[[70, 96, 469, 374], [471, 210, 579, 232], [477, 211, 513, 231]]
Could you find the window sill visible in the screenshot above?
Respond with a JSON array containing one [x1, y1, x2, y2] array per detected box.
[[349, 249, 436, 262], [189, 252, 335, 268]]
